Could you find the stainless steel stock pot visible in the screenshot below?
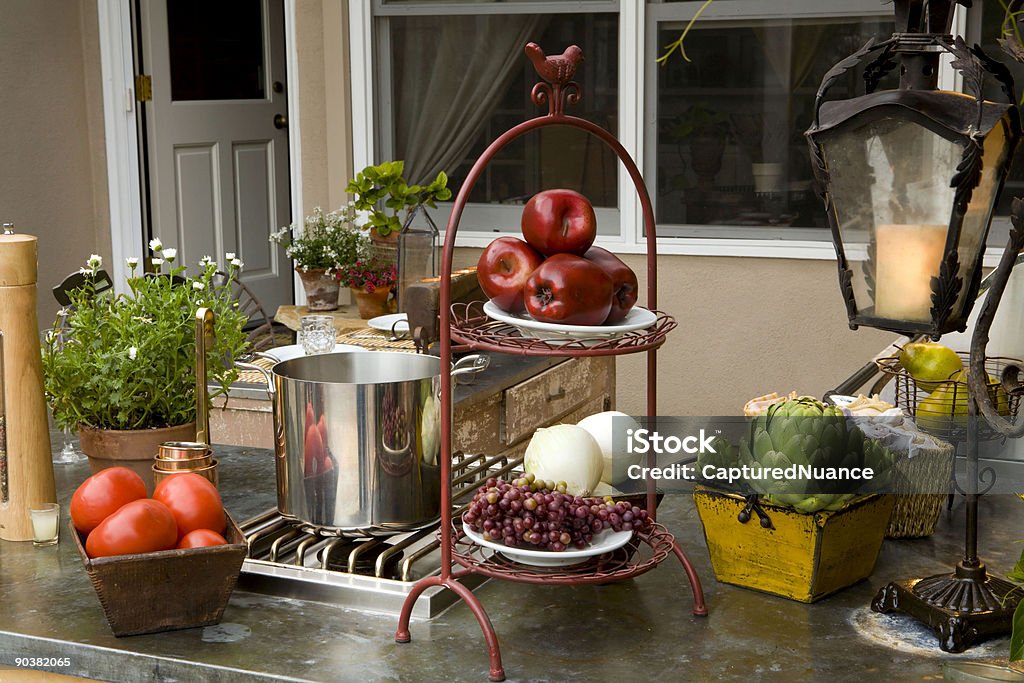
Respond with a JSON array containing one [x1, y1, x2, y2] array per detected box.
[[239, 351, 488, 534]]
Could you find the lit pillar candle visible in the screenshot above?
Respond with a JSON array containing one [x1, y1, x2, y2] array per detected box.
[[873, 223, 948, 322]]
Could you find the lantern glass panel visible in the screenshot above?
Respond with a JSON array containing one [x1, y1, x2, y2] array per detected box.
[[953, 119, 1013, 322], [397, 220, 439, 313], [821, 116, 960, 323]]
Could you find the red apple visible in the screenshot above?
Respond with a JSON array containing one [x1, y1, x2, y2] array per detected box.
[[584, 247, 638, 324], [521, 189, 597, 256], [477, 237, 544, 312], [524, 254, 613, 326]]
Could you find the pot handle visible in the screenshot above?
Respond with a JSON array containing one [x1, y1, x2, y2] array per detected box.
[[450, 354, 489, 381], [236, 354, 276, 398]]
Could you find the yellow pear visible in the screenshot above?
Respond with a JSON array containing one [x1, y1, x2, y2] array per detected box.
[[899, 342, 964, 393], [914, 380, 967, 433], [914, 370, 1010, 433]]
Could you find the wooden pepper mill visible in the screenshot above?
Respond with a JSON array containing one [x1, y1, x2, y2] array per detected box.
[[0, 223, 56, 541]]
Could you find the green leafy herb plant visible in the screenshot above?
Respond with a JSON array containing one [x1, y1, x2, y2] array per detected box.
[[345, 160, 452, 238], [42, 244, 249, 431]]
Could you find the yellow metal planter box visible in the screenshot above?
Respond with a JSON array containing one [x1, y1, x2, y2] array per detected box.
[[693, 486, 895, 603]]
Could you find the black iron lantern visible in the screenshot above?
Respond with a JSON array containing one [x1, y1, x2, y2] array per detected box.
[[805, 0, 1020, 339], [808, 0, 1024, 652]]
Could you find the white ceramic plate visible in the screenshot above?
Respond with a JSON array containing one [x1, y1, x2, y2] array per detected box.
[[462, 521, 632, 567], [367, 313, 410, 334], [481, 301, 657, 346], [262, 344, 367, 362]]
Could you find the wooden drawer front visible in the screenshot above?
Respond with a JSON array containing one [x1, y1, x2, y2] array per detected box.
[[502, 357, 611, 445]]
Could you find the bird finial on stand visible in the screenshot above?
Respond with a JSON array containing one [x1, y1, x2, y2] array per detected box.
[[525, 42, 584, 116]]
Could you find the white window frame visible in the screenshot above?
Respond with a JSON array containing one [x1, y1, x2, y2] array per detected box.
[[351, 1, 1004, 264]]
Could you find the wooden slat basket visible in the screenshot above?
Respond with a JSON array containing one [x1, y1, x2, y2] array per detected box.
[[71, 513, 247, 637]]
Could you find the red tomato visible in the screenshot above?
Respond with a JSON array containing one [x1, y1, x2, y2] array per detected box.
[[70, 467, 148, 534], [85, 499, 178, 558], [152, 473, 225, 540], [177, 529, 228, 549]]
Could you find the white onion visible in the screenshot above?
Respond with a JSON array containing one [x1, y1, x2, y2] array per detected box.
[[523, 424, 603, 496], [576, 411, 641, 485]]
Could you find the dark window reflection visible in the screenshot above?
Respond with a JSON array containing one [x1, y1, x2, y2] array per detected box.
[[167, 0, 266, 101], [655, 17, 894, 233]]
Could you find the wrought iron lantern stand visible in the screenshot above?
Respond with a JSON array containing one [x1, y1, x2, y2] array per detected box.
[[805, 0, 1024, 651]]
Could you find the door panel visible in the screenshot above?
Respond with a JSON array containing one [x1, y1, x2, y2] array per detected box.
[[174, 144, 220, 260], [233, 142, 275, 277], [140, 0, 292, 314]]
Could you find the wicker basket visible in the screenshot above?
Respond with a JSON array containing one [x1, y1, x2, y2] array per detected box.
[[875, 352, 1021, 441], [886, 438, 955, 538], [72, 513, 247, 637]]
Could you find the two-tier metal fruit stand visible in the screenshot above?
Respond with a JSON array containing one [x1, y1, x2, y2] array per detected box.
[[394, 43, 708, 681]]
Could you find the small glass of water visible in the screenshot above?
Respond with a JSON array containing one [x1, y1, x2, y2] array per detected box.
[[300, 315, 335, 355], [30, 503, 60, 546]]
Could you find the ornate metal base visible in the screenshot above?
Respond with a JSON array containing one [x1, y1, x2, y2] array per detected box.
[[871, 562, 1021, 652]]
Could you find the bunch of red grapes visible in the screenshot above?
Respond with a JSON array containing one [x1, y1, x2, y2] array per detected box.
[[463, 474, 651, 552]]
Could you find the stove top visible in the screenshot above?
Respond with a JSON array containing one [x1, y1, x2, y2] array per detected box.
[[238, 451, 523, 619]]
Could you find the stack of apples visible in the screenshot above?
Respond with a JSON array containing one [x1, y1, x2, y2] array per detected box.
[[477, 189, 638, 325]]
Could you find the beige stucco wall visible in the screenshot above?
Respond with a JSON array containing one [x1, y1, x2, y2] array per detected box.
[[3, 2, 897, 416], [0, 0, 109, 326], [449, 248, 895, 415]]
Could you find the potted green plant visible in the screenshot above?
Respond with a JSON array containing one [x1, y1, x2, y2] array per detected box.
[[270, 204, 364, 311], [41, 244, 248, 490], [339, 246, 399, 319], [693, 397, 895, 602], [345, 161, 451, 248]]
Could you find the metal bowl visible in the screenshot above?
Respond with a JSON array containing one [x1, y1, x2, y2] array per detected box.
[[158, 441, 212, 460], [152, 459, 218, 489], [154, 453, 213, 471]]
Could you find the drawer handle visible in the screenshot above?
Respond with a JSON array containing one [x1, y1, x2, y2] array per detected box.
[[546, 387, 566, 402]]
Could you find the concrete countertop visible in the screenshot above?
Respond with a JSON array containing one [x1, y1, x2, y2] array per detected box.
[[2, 435, 1024, 681]]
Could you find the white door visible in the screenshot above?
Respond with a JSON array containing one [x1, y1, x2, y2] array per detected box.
[[139, 0, 292, 313]]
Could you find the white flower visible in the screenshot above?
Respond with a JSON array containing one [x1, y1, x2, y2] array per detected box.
[[57, 307, 71, 318], [225, 252, 236, 261], [128, 346, 138, 361], [192, 281, 205, 291], [199, 255, 213, 267], [149, 238, 163, 252], [87, 254, 102, 271], [231, 257, 244, 269], [126, 257, 139, 270], [79, 266, 91, 275], [162, 247, 177, 262], [151, 257, 164, 266]]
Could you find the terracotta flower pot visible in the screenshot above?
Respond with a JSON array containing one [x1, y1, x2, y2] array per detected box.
[[78, 423, 197, 494], [351, 286, 394, 319], [296, 267, 340, 311], [369, 229, 399, 267]]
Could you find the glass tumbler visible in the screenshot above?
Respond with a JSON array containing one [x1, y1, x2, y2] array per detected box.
[[300, 315, 335, 355], [30, 503, 60, 546]]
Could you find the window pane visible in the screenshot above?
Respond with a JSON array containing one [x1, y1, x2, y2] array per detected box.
[[654, 16, 894, 236], [384, 13, 618, 207], [167, 0, 266, 101]]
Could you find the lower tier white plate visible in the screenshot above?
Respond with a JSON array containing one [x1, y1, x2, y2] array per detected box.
[[462, 521, 632, 567]]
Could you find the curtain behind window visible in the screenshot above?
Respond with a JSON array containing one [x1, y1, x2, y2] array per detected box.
[[391, 14, 547, 186]]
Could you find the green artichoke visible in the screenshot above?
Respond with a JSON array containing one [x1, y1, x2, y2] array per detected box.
[[738, 397, 892, 513]]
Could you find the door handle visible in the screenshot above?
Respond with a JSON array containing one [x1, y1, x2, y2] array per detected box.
[[273, 114, 288, 129]]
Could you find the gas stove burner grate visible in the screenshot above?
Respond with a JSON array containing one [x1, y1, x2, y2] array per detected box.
[[237, 450, 525, 619]]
